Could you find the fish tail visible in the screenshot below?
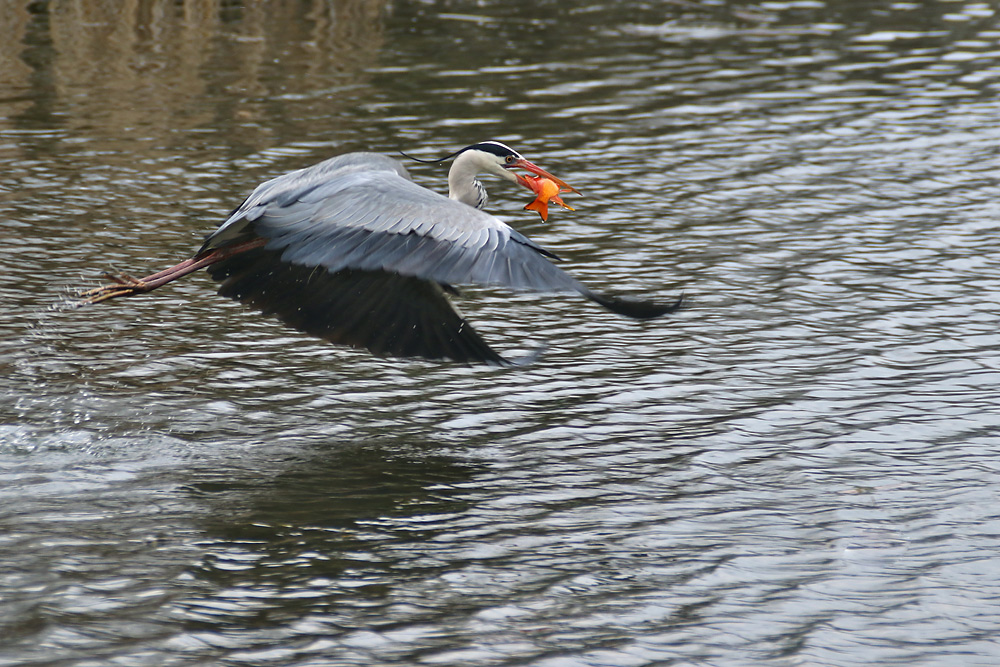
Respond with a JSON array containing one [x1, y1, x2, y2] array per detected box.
[[524, 200, 549, 221]]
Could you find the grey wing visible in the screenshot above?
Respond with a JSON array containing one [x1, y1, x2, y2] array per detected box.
[[204, 154, 584, 295], [200, 153, 577, 364]]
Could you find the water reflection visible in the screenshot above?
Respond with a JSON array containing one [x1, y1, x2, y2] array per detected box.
[[186, 440, 479, 618], [3, 0, 384, 151]]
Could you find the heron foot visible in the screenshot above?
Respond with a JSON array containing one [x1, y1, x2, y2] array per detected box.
[[77, 272, 152, 304], [103, 270, 146, 286]]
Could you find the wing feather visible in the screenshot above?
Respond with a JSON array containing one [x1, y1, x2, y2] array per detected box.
[[208, 246, 510, 365], [204, 157, 583, 295]]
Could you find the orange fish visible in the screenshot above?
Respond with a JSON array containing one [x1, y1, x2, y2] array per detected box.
[[517, 174, 576, 222]]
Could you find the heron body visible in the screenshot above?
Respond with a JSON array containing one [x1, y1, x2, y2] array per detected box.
[[80, 141, 681, 365]]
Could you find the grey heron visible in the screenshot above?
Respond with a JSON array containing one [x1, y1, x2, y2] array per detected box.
[[79, 141, 681, 365]]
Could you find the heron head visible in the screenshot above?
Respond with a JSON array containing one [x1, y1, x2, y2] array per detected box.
[[460, 141, 581, 195]]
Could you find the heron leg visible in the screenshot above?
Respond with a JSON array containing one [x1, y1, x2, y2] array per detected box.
[[76, 238, 266, 305]]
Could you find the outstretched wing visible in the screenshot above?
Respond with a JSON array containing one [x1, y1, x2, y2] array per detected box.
[[208, 245, 515, 365], [203, 152, 584, 295]]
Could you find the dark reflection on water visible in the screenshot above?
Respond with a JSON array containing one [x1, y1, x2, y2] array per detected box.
[[4, 0, 1000, 665]]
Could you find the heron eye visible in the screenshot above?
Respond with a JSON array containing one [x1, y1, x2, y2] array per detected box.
[[505, 155, 515, 164]]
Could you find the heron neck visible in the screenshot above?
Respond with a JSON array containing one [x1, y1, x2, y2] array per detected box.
[[448, 153, 489, 209]]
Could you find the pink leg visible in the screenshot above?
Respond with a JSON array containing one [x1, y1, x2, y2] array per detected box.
[[78, 238, 266, 305]]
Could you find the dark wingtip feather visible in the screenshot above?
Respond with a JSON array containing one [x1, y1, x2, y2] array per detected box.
[[585, 290, 684, 320]]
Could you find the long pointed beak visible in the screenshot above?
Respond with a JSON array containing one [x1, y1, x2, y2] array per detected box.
[[508, 158, 581, 195]]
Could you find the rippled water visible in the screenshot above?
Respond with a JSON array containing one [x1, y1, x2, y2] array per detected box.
[[4, 0, 1000, 664]]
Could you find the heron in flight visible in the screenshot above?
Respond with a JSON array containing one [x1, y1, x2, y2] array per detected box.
[[79, 141, 681, 365]]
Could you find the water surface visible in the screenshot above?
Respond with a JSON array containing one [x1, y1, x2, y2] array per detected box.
[[3, 1, 1000, 665]]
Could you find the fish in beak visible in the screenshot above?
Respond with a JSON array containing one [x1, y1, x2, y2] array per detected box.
[[516, 173, 576, 222], [507, 157, 581, 196]]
